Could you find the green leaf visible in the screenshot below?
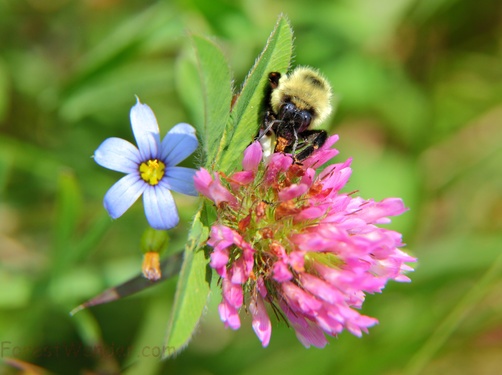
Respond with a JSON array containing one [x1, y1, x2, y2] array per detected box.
[[162, 16, 293, 357], [217, 15, 293, 173], [175, 51, 204, 132], [191, 35, 232, 167], [163, 209, 210, 358]]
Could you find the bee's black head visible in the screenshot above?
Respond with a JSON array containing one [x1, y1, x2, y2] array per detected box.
[[279, 102, 312, 132]]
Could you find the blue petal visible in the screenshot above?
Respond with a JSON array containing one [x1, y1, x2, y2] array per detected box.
[[130, 98, 161, 160], [160, 123, 198, 166], [163, 167, 198, 196], [143, 185, 179, 230], [103, 173, 146, 219], [94, 137, 140, 173]]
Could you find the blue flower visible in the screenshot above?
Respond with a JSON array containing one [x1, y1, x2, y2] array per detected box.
[[94, 98, 198, 230]]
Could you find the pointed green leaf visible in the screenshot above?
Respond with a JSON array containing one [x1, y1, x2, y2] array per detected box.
[[217, 15, 293, 173], [191, 35, 232, 167], [163, 209, 210, 358], [175, 51, 204, 131], [162, 16, 293, 357]]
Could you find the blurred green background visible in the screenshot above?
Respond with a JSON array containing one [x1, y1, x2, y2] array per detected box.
[[1, 0, 501, 374]]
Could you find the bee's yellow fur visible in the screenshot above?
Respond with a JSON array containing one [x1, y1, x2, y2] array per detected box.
[[270, 66, 332, 127]]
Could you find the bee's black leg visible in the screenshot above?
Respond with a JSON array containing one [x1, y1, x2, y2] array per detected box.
[[293, 129, 328, 161], [256, 110, 278, 141]]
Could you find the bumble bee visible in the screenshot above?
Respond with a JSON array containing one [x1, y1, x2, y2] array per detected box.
[[258, 66, 333, 162]]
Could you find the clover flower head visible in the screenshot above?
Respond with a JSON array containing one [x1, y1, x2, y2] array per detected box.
[[94, 98, 198, 230], [194, 136, 416, 348]]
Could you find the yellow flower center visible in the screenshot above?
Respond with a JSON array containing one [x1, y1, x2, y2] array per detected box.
[[139, 159, 165, 185]]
